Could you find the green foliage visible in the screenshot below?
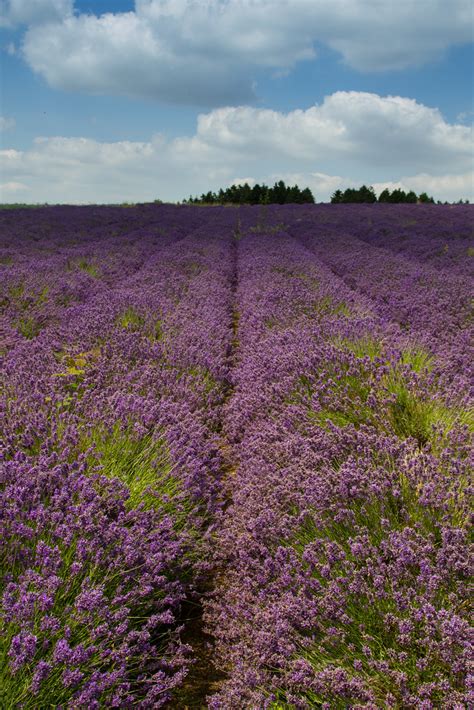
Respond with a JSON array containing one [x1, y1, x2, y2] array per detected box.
[[116, 307, 163, 342], [0, 203, 46, 210], [418, 192, 435, 204], [378, 188, 418, 203], [331, 185, 376, 204], [377, 188, 392, 203], [115, 306, 164, 342], [116, 306, 146, 330], [8, 282, 25, 301], [8, 284, 49, 317], [153, 319, 163, 341], [52, 350, 103, 398], [386, 377, 473, 445], [16, 316, 42, 339], [84, 424, 182, 513], [331, 186, 435, 204], [309, 369, 373, 429], [185, 180, 315, 205], [331, 334, 382, 360], [388, 384, 434, 445], [296, 338, 471, 449], [399, 347, 433, 373], [76, 259, 99, 277]]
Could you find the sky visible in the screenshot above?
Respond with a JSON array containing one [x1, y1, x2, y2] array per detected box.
[[0, 0, 473, 204]]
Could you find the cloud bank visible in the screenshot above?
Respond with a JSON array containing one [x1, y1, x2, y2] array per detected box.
[[1, 92, 472, 204], [10, 0, 472, 105], [0, 0, 72, 27]]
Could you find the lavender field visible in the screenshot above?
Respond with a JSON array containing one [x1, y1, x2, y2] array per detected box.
[[1, 203, 472, 709]]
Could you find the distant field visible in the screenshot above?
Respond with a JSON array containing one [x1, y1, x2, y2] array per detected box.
[[1, 203, 472, 708]]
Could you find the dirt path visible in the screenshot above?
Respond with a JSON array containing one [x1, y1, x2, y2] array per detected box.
[[169, 219, 241, 708], [173, 593, 226, 709]]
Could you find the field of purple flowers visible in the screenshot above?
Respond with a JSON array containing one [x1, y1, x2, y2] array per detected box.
[[1, 203, 472, 709]]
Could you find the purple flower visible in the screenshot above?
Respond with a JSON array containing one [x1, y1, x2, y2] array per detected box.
[[8, 633, 37, 672]]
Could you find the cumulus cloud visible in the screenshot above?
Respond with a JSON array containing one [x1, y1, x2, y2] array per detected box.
[[18, 0, 473, 105], [1, 92, 472, 204], [0, 0, 72, 27], [177, 93, 473, 174], [23, 11, 255, 105]]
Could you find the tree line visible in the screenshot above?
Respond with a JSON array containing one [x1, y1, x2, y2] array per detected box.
[[182, 181, 468, 206], [331, 186, 436, 204], [184, 180, 315, 205]]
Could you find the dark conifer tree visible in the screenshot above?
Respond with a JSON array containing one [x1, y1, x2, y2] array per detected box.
[[378, 188, 391, 203], [185, 180, 315, 205]]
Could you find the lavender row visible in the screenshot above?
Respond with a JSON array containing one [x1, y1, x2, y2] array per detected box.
[[2, 203, 472, 707], [276, 204, 473, 276], [1, 207, 238, 707], [340, 204, 473, 276], [206, 225, 472, 708], [285, 208, 473, 396]]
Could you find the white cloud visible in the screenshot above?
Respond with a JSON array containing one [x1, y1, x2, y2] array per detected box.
[[457, 109, 474, 123], [0, 116, 15, 131], [0, 0, 72, 27], [18, 0, 473, 105], [1, 92, 472, 204], [178, 93, 473, 174], [372, 173, 474, 202]]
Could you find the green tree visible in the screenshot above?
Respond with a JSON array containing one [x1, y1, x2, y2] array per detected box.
[[418, 192, 435, 204], [300, 187, 315, 204], [184, 180, 314, 205], [389, 188, 407, 203], [378, 188, 392, 203], [359, 185, 377, 203]]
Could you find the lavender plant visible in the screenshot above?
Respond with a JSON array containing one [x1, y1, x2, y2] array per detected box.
[[1, 203, 472, 708], [206, 216, 472, 708]]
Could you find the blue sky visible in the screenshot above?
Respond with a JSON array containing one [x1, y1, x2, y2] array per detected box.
[[1, 0, 473, 203]]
